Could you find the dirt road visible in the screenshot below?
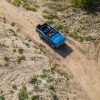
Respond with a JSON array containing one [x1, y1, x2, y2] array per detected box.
[[0, 0, 100, 100]]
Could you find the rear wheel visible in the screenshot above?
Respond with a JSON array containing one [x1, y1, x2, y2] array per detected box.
[[39, 34, 43, 39], [51, 44, 56, 49]]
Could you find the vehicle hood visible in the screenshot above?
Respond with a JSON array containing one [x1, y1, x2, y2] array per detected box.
[[49, 32, 65, 45]]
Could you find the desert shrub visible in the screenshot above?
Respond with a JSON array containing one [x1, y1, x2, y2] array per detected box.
[[47, 76, 54, 83], [28, 38, 32, 42], [55, 23, 69, 33], [23, 2, 37, 11], [18, 48, 24, 54], [12, 84, 17, 90], [0, 43, 5, 48], [85, 36, 96, 41], [10, 0, 37, 11], [47, 13, 58, 19], [8, 28, 17, 36], [3, 17, 6, 23], [13, 49, 17, 53], [17, 86, 28, 100], [11, 0, 22, 6], [29, 75, 38, 84], [48, 85, 55, 91], [43, 11, 58, 20], [4, 56, 9, 62], [63, 26, 69, 33], [40, 73, 47, 79], [50, 66, 57, 74], [55, 23, 64, 30], [52, 95, 59, 100], [46, 19, 53, 24], [25, 42, 30, 47], [30, 95, 39, 100], [0, 95, 5, 100], [17, 55, 25, 63], [68, 32, 84, 42], [11, 22, 16, 26]]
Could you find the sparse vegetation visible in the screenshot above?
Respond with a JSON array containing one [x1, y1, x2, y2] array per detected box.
[[25, 42, 30, 47], [23, 2, 37, 11], [3, 17, 6, 23], [11, 22, 16, 26], [55, 23, 69, 33], [17, 86, 28, 100], [12, 84, 17, 90], [42, 10, 58, 24], [27, 63, 76, 99], [4, 56, 9, 62], [52, 95, 59, 100], [29, 75, 38, 84], [30, 95, 39, 100], [0, 95, 5, 100], [17, 55, 25, 63], [0, 43, 5, 48], [8, 28, 17, 36], [41, 0, 100, 42], [13, 49, 17, 53], [48, 85, 55, 91], [10, 0, 37, 11], [47, 76, 54, 83], [18, 48, 24, 54], [43, 12, 58, 20]]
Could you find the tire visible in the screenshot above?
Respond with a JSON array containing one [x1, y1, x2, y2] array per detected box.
[[39, 34, 43, 39], [51, 44, 56, 49]]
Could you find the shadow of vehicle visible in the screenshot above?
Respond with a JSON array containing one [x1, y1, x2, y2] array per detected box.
[[41, 38, 73, 58], [54, 43, 73, 58]]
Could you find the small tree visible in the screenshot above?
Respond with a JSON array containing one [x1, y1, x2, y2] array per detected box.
[[70, 0, 99, 9]]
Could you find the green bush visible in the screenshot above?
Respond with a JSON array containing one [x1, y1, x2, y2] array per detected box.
[[23, 2, 37, 11], [48, 85, 55, 91], [11, 0, 37, 11], [53, 95, 59, 100], [47, 76, 54, 83], [17, 86, 28, 100], [0, 43, 5, 48], [8, 28, 17, 36], [17, 55, 25, 63], [30, 95, 39, 100], [0, 95, 5, 100], [55, 23, 64, 30], [29, 75, 38, 84], [4, 56, 9, 62], [46, 19, 53, 24], [43, 11, 58, 20], [11, 0, 22, 6], [18, 48, 24, 54], [68, 32, 84, 42], [55, 23, 69, 33], [12, 84, 17, 90]]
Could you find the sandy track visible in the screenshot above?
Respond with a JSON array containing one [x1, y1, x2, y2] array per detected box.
[[0, 0, 100, 100]]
